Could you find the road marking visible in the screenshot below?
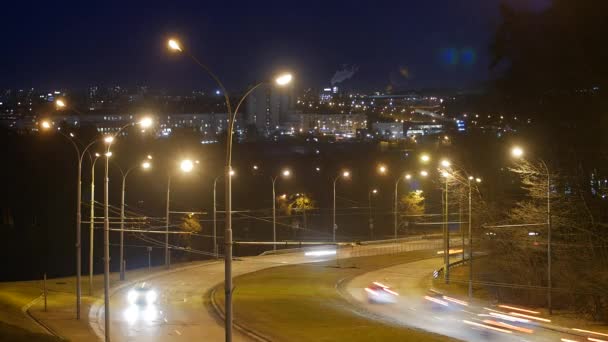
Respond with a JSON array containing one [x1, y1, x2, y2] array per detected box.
[[175, 330, 182, 336]]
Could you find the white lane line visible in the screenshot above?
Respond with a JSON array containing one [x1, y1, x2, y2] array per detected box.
[[175, 330, 182, 336]]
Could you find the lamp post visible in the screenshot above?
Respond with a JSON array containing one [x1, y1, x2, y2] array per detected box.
[[101, 116, 153, 342], [213, 169, 235, 258], [117, 158, 152, 280], [440, 159, 451, 284], [40, 116, 97, 320], [271, 169, 291, 250], [511, 146, 552, 314], [467, 176, 481, 298], [332, 170, 350, 242], [368, 188, 378, 240], [165, 159, 195, 268], [89, 153, 101, 295], [168, 36, 293, 342]]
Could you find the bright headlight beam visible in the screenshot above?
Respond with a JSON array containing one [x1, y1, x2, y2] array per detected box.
[[304, 250, 336, 257]]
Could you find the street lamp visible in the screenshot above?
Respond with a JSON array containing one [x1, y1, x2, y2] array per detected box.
[[332, 170, 350, 242], [168, 37, 293, 341], [420, 154, 431, 163], [213, 169, 235, 259], [466, 175, 481, 299], [101, 117, 153, 342], [420, 170, 429, 177], [368, 188, 378, 239], [441, 159, 451, 168], [272, 169, 291, 250], [511, 146, 552, 314], [166, 159, 195, 268], [88, 152, 101, 295], [117, 158, 152, 281], [40, 119, 97, 320]]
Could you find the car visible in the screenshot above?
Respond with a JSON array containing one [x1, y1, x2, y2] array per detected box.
[[127, 282, 158, 305], [365, 282, 398, 304]]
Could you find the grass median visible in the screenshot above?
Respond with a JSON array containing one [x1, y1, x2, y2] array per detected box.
[[214, 249, 454, 342]]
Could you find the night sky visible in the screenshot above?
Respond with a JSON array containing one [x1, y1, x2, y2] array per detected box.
[[1, 0, 551, 92]]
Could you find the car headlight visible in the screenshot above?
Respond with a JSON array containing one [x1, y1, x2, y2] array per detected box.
[[146, 290, 158, 304], [127, 290, 138, 304]]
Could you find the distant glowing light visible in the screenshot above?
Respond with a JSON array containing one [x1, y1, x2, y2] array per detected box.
[[275, 73, 293, 86], [168, 39, 182, 51], [511, 146, 524, 158], [180, 159, 194, 173]]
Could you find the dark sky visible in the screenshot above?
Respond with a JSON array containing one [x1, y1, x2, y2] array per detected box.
[[1, 0, 551, 92]]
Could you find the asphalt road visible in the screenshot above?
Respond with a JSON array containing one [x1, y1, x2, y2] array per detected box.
[[92, 239, 444, 341], [345, 257, 598, 342]]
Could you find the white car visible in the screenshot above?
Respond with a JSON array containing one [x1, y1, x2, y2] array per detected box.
[[365, 282, 398, 304], [127, 282, 158, 305]]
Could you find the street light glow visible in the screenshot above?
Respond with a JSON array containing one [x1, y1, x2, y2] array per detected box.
[[168, 39, 182, 52], [229, 169, 235, 176], [405, 174, 412, 180], [378, 165, 387, 174], [371, 189, 378, 194], [105, 152, 112, 157], [103, 136, 114, 144], [95, 153, 101, 157], [342, 170, 350, 178], [56, 99, 66, 108], [139, 117, 153, 128], [252, 165, 259, 170], [142, 161, 151, 169], [420, 154, 430, 163], [275, 73, 293, 86], [420, 170, 429, 177], [180, 159, 194, 173], [511, 146, 524, 158], [476, 178, 482, 183], [41, 120, 52, 129], [282, 169, 291, 177], [441, 159, 451, 168], [442, 171, 450, 178]]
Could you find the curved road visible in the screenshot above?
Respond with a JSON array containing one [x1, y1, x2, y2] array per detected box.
[[344, 257, 601, 341], [92, 239, 443, 341]]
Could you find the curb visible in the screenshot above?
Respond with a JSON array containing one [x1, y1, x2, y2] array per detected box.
[[208, 285, 271, 342], [89, 261, 220, 341], [21, 295, 65, 340]]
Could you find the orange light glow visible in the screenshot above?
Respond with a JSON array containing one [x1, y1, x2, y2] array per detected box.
[[509, 312, 551, 322], [572, 329, 608, 338], [483, 320, 534, 334], [498, 304, 540, 315], [443, 296, 468, 306]]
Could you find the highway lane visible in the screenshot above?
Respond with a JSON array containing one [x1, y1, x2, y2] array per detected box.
[[93, 238, 444, 341], [344, 257, 594, 342]]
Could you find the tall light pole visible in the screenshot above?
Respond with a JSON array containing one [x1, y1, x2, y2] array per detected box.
[[332, 170, 350, 242], [511, 146, 552, 314], [440, 159, 451, 284], [213, 169, 235, 258], [168, 36, 293, 342], [117, 158, 152, 280], [271, 169, 291, 250], [89, 153, 101, 295], [40, 115, 97, 320], [165, 159, 195, 268], [467, 176, 481, 298], [368, 188, 378, 240], [101, 116, 153, 342]]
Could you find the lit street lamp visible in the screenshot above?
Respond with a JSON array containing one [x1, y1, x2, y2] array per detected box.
[[116, 158, 152, 281], [271, 169, 291, 250], [40, 117, 97, 320], [467, 176, 481, 299], [511, 146, 552, 314], [168, 36, 293, 341], [368, 188, 378, 240], [213, 169, 235, 259], [166, 159, 195, 268], [101, 117, 153, 342], [332, 170, 350, 242], [89, 152, 101, 295]]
